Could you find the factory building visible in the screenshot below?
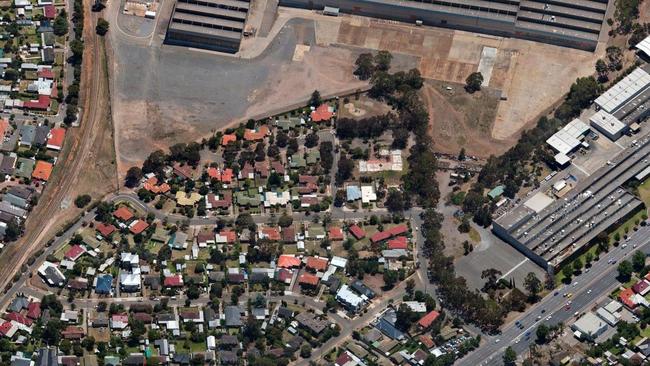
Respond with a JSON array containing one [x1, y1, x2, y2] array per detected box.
[[279, 0, 608, 51], [493, 138, 650, 272], [164, 0, 250, 53], [591, 65, 650, 141], [545, 118, 591, 166]]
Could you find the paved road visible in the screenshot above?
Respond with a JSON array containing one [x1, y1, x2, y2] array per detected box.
[[459, 224, 650, 366]]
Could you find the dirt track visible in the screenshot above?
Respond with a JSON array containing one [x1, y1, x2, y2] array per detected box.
[[0, 0, 117, 291]]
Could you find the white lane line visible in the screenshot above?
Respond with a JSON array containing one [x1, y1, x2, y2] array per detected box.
[[499, 258, 529, 280], [572, 162, 589, 176]]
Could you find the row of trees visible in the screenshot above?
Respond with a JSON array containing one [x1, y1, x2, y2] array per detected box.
[[65, 0, 86, 124]]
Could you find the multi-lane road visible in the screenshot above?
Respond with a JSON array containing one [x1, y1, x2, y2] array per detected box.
[[460, 224, 650, 365]]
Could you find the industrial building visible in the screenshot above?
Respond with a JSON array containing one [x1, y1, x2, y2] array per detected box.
[[572, 312, 608, 339], [164, 0, 250, 53], [492, 138, 650, 271], [545, 118, 590, 166], [279, 0, 609, 51], [590, 65, 650, 140]]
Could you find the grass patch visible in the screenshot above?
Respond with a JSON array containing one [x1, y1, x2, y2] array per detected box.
[[608, 210, 646, 244], [468, 227, 481, 243]]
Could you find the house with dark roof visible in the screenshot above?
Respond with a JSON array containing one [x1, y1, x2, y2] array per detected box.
[[224, 305, 243, 327]]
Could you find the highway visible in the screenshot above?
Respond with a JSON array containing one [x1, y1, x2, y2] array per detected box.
[[459, 224, 650, 366]]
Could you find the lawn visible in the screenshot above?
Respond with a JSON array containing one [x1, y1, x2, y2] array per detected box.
[[639, 178, 650, 207], [608, 210, 647, 244], [468, 227, 481, 243]]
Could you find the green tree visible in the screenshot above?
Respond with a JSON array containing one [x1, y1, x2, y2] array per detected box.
[[354, 53, 374, 80], [125, 166, 142, 188], [465, 72, 483, 93], [383, 270, 398, 289], [573, 257, 583, 273], [53, 11, 69, 36], [309, 90, 322, 107], [618, 260, 633, 281], [300, 344, 312, 358], [96, 18, 110, 35], [632, 250, 646, 272], [524, 272, 542, 301], [502, 346, 516, 366], [561, 265, 573, 282], [74, 194, 92, 208], [536, 324, 550, 344], [374, 50, 393, 72]]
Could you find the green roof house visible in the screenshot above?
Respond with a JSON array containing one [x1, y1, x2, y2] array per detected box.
[[306, 151, 321, 165], [487, 185, 505, 200], [290, 154, 306, 169]]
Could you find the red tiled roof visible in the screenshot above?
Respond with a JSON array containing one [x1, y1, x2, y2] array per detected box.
[[61, 326, 84, 339], [335, 352, 353, 366], [328, 226, 344, 240], [207, 192, 231, 209], [0, 321, 13, 336], [387, 236, 408, 250], [370, 225, 408, 243], [418, 310, 440, 328], [24, 95, 51, 110], [254, 161, 269, 178], [27, 302, 41, 320], [299, 175, 318, 185], [219, 229, 237, 243], [278, 255, 301, 268], [277, 268, 293, 283], [244, 125, 270, 141], [65, 245, 86, 261], [112, 314, 128, 323], [306, 257, 328, 272], [46, 127, 65, 150], [6, 312, 32, 326], [221, 134, 237, 146], [32, 160, 53, 181], [207, 167, 233, 184], [113, 206, 134, 221], [620, 288, 636, 309], [282, 227, 296, 243], [271, 160, 285, 174], [96, 222, 116, 237], [130, 220, 149, 235], [419, 335, 435, 348], [349, 225, 366, 240], [38, 67, 55, 79], [164, 275, 183, 287], [310, 104, 333, 122], [43, 4, 56, 18], [0, 119, 7, 139], [298, 273, 319, 286], [261, 227, 281, 241]]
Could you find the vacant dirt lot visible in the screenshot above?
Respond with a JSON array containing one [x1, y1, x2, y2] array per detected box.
[[423, 80, 513, 157], [324, 14, 605, 151]]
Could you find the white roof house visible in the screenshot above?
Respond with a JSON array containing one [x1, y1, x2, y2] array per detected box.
[[361, 185, 377, 204], [336, 284, 364, 311], [330, 256, 348, 268], [546, 118, 590, 155]]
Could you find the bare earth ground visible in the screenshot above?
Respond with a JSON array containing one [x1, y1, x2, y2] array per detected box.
[[423, 80, 512, 157], [110, 5, 606, 173]]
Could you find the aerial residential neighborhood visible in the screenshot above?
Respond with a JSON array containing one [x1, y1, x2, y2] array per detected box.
[[0, 0, 649, 364]]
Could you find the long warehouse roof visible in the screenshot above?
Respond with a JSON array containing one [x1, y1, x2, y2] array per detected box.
[[595, 67, 650, 113]]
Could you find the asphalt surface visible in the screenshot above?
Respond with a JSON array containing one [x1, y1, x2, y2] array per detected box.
[[459, 224, 650, 366]]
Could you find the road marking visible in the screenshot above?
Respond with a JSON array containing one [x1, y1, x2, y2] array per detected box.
[[571, 162, 589, 176], [499, 258, 528, 280]]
